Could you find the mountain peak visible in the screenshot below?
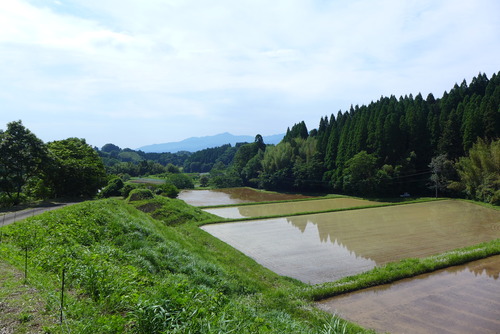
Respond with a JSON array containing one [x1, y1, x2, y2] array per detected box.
[[137, 133, 284, 153]]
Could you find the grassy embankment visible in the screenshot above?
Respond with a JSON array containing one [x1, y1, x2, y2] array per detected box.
[[1, 192, 497, 333], [0, 196, 366, 333]]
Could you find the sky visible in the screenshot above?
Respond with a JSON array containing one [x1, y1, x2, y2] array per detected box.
[[0, 0, 499, 150]]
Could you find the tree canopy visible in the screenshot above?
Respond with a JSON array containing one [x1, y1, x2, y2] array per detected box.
[[0, 121, 48, 205]]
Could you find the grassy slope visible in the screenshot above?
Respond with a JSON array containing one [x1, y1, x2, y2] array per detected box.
[[0, 198, 361, 334], [1, 195, 497, 333]]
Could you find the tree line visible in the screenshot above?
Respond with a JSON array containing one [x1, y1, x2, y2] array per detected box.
[[0, 121, 107, 205], [210, 72, 500, 204], [2, 71, 498, 206]]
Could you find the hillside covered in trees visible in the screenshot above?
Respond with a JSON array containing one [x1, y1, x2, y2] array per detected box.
[[1, 72, 499, 206], [210, 72, 500, 203]]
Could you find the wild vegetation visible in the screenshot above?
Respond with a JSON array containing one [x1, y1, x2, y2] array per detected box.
[[208, 72, 500, 204], [0, 121, 106, 206], [0, 198, 364, 333]]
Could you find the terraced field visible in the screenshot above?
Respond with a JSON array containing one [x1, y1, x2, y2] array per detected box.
[[317, 255, 500, 334], [202, 200, 499, 283]]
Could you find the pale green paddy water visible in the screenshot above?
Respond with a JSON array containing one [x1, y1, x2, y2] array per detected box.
[[178, 188, 311, 206], [202, 200, 500, 283], [204, 198, 381, 218]]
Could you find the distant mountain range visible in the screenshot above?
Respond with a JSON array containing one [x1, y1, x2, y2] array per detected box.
[[137, 132, 285, 153]]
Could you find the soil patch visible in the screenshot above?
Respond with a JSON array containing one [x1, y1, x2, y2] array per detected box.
[[0, 261, 56, 333]]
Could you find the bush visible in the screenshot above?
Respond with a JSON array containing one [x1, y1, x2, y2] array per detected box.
[[165, 173, 194, 189], [155, 183, 179, 199], [127, 189, 155, 201], [199, 175, 209, 187], [121, 184, 139, 198], [99, 178, 125, 198]]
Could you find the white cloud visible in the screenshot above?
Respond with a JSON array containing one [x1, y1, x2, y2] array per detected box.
[[0, 0, 499, 147]]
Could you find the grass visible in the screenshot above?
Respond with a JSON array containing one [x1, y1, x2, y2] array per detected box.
[[305, 239, 500, 301], [0, 260, 57, 333], [0, 198, 368, 333], [0, 193, 496, 333]]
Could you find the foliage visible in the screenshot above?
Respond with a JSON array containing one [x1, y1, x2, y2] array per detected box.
[[163, 173, 194, 189], [45, 138, 107, 198], [209, 162, 243, 188], [307, 238, 500, 301], [341, 151, 378, 195], [283, 121, 309, 142], [127, 188, 155, 201], [229, 71, 500, 197], [428, 154, 456, 197], [451, 138, 500, 204], [99, 177, 125, 198], [199, 174, 209, 187], [155, 183, 179, 199], [0, 120, 48, 205], [183, 144, 237, 173], [121, 183, 139, 198], [0, 199, 362, 333]]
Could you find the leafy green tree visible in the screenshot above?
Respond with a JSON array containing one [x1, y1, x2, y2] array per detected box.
[[98, 177, 125, 198], [46, 138, 107, 198], [428, 154, 456, 197], [241, 150, 264, 187], [451, 138, 500, 204], [0, 120, 49, 205], [156, 183, 179, 198], [165, 173, 194, 189], [209, 162, 243, 188], [342, 150, 378, 195], [199, 174, 209, 187]]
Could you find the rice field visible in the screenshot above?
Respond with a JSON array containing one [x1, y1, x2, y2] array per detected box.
[[202, 200, 500, 283]]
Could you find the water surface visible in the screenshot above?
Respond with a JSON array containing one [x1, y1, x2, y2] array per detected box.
[[178, 188, 311, 206], [204, 198, 381, 219], [317, 255, 500, 334], [202, 200, 499, 283]]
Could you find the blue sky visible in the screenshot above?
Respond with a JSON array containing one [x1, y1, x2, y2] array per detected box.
[[1, 0, 499, 149]]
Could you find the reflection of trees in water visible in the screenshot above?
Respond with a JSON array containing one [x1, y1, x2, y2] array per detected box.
[[284, 202, 500, 266], [219, 187, 310, 202], [286, 215, 367, 254], [286, 215, 309, 233], [464, 258, 500, 279]]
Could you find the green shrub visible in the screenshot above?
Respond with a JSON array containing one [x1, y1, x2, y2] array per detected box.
[[165, 173, 194, 189], [155, 183, 179, 199], [128, 189, 154, 201], [99, 178, 125, 198]]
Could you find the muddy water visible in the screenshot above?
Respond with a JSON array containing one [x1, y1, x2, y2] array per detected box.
[[204, 198, 381, 219], [317, 255, 500, 334], [178, 188, 311, 206], [201, 200, 500, 283]]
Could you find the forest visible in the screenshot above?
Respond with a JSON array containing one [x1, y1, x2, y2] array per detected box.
[[201, 71, 500, 203], [1, 71, 499, 206]]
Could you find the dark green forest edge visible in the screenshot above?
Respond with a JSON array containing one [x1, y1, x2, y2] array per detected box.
[[0, 72, 499, 333], [97, 71, 499, 204]]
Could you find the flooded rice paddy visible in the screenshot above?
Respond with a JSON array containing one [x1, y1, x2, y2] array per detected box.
[[201, 200, 500, 283], [317, 255, 500, 334], [178, 188, 311, 206], [204, 198, 381, 219]]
